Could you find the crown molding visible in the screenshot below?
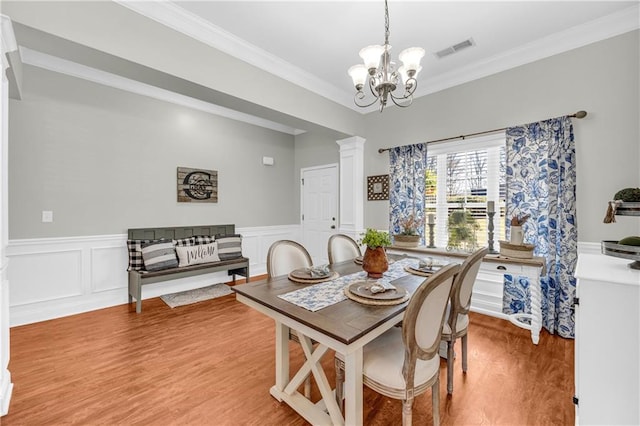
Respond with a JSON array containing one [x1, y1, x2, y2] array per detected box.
[[113, 0, 353, 108], [19, 47, 304, 135], [416, 3, 640, 98], [1, 14, 18, 72], [114, 1, 639, 115]]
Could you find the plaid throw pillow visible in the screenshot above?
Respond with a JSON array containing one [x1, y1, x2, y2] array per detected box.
[[193, 235, 215, 245], [126, 239, 156, 271], [216, 234, 243, 260], [173, 237, 195, 247]]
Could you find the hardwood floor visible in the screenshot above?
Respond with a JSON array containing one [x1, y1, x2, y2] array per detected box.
[[4, 283, 574, 425]]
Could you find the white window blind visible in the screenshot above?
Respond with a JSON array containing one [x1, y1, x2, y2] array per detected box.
[[424, 134, 506, 250]]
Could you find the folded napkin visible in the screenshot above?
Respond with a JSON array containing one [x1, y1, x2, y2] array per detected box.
[[308, 265, 330, 278], [418, 257, 435, 270], [369, 281, 397, 294]]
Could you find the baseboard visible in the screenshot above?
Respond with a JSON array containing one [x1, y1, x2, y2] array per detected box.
[[0, 369, 13, 416]]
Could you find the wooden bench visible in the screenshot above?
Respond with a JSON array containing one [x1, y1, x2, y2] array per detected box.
[[128, 224, 250, 313]]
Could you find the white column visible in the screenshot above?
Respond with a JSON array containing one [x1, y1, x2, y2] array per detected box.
[[336, 137, 365, 240], [0, 14, 16, 416]]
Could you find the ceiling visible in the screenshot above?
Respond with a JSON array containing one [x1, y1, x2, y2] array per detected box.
[[118, 0, 640, 112]]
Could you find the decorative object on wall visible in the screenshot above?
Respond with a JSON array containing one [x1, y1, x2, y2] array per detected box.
[[177, 167, 218, 203], [348, 0, 425, 112], [367, 174, 389, 201]]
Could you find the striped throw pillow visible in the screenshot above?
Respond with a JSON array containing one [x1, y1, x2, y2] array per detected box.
[[216, 234, 243, 260], [141, 241, 179, 272]]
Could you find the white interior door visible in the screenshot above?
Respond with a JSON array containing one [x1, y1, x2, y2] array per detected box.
[[301, 165, 338, 265]]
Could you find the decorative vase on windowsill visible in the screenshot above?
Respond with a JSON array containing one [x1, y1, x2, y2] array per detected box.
[[393, 213, 423, 248], [394, 234, 420, 248], [360, 228, 391, 279]]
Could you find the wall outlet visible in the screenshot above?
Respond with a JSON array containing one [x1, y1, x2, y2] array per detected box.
[[42, 210, 53, 223]]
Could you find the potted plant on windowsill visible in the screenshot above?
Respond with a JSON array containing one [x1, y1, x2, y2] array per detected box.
[[360, 228, 391, 278], [394, 213, 422, 248]]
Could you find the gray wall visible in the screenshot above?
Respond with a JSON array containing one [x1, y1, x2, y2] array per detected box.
[[9, 65, 299, 238], [293, 131, 342, 213], [356, 30, 640, 243]]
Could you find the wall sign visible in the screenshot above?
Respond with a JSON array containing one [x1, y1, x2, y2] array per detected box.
[[177, 167, 218, 203], [367, 174, 389, 201]]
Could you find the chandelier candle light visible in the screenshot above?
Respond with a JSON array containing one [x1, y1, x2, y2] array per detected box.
[[348, 0, 425, 112]]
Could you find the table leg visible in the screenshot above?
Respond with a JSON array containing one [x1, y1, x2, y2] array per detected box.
[[271, 321, 289, 401], [530, 275, 542, 345], [344, 349, 363, 426]]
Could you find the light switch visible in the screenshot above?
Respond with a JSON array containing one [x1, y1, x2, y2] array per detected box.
[[42, 210, 53, 223]]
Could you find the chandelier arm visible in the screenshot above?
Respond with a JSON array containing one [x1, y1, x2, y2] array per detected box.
[[353, 91, 382, 108], [403, 77, 418, 96], [389, 93, 413, 108], [366, 76, 381, 98]]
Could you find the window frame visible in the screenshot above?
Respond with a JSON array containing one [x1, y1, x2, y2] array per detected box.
[[425, 133, 506, 249]]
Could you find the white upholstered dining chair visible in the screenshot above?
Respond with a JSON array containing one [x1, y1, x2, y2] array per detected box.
[[266, 240, 313, 278], [266, 239, 314, 396], [441, 246, 489, 394], [335, 263, 461, 425], [327, 234, 362, 264]]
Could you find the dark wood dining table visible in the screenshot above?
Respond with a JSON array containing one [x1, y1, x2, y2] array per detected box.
[[232, 256, 428, 426]]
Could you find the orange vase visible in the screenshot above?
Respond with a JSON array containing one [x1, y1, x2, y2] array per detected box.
[[362, 246, 389, 279]]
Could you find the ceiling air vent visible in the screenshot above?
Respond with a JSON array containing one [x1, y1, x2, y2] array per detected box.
[[435, 38, 475, 59]]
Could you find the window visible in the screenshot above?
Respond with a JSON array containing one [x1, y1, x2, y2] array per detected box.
[[424, 134, 506, 250]]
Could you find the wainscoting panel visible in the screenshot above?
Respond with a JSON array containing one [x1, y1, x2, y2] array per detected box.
[[7, 225, 300, 326], [6, 234, 595, 326], [90, 246, 128, 293], [9, 250, 83, 305]]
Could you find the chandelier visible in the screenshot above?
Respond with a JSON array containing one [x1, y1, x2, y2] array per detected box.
[[348, 0, 425, 112]]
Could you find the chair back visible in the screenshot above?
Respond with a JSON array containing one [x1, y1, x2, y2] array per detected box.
[[266, 240, 313, 278], [452, 247, 489, 316], [327, 234, 362, 264], [401, 263, 460, 386]]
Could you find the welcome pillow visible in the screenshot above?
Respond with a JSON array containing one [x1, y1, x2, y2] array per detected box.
[[176, 242, 220, 267]]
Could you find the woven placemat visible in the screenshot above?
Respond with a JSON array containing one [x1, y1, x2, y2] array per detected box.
[[404, 265, 435, 277], [343, 287, 410, 306], [288, 271, 340, 284]]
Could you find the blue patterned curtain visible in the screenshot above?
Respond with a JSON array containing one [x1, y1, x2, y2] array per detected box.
[[389, 144, 427, 244], [503, 116, 577, 338]]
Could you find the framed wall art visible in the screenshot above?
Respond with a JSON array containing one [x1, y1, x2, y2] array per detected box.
[[177, 167, 218, 203], [367, 174, 389, 201]]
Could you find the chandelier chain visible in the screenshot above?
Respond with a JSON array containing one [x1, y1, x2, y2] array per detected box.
[[384, 0, 390, 45]]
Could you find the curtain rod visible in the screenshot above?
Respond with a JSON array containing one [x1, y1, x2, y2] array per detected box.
[[377, 110, 587, 154]]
